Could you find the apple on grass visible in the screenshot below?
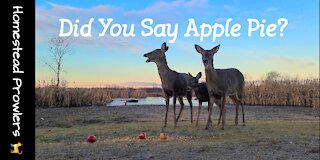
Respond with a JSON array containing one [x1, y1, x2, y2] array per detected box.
[[87, 135, 96, 143], [160, 132, 167, 140], [138, 132, 146, 139]]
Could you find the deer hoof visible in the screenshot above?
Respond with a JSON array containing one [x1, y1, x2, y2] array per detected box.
[[205, 123, 212, 130], [205, 125, 213, 130], [162, 123, 167, 128]]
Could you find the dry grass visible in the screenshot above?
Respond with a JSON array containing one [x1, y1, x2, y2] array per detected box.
[[243, 78, 319, 108], [36, 77, 319, 108], [35, 86, 148, 107]]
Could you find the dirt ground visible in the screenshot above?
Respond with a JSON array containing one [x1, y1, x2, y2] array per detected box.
[[36, 105, 319, 160]]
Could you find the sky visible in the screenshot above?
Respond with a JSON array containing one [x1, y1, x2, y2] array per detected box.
[[36, 0, 319, 88]]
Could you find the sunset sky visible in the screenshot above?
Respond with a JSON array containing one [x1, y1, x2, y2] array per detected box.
[[36, 0, 319, 88]]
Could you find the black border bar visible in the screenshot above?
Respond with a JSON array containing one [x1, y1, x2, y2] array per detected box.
[[2, 0, 35, 159]]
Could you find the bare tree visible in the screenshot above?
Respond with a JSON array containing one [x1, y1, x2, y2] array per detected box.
[[43, 37, 73, 87]]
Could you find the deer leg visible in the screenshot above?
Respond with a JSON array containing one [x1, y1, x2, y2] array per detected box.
[[235, 102, 239, 125], [241, 101, 245, 126], [215, 98, 222, 125], [176, 97, 184, 122], [221, 96, 226, 130], [173, 95, 177, 128], [205, 96, 215, 129], [196, 101, 202, 127], [218, 105, 222, 125], [163, 95, 169, 128], [231, 96, 239, 126], [238, 90, 246, 126], [187, 94, 193, 124]]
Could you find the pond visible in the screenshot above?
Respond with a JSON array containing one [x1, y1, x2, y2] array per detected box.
[[106, 97, 210, 107]]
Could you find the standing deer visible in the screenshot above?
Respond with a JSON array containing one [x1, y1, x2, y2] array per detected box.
[[143, 42, 193, 128], [188, 72, 245, 127], [187, 72, 210, 127], [194, 44, 245, 130]]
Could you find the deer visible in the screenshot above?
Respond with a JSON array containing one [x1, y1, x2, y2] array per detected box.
[[194, 44, 245, 130], [187, 72, 210, 127], [188, 72, 245, 127], [143, 42, 193, 128]]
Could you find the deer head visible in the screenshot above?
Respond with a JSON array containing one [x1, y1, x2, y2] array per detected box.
[[144, 42, 169, 65], [194, 44, 220, 69], [188, 72, 202, 88]]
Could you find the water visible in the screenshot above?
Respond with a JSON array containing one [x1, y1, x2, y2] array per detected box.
[[107, 97, 210, 107]]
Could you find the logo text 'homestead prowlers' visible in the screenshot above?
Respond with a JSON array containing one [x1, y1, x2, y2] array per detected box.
[[12, 5, 24, 139]]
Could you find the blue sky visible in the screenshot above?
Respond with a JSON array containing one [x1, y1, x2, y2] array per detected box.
[[36, 0, 319, 87]]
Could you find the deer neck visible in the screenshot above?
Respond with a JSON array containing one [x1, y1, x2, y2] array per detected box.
[[155, 60, 172, 83], [205, 67, 220, 92], [205, 67, 218, 80]]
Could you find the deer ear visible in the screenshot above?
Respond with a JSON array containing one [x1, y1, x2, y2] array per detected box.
[[196, 72, 202, 79], [210, 44, 220, 54], [161, 42, 168, 52], [195, 44, 204, 54]]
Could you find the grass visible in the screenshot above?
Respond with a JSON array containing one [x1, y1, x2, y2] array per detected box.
[[36, 119, 318, 143], [36, 119, 319, 159]]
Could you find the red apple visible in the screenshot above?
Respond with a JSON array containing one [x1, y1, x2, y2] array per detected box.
[[138, 132, 146, 139], [87, 135, 96, 143]]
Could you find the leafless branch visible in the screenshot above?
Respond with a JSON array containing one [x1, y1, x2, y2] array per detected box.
[[43, 36, 73, 87]]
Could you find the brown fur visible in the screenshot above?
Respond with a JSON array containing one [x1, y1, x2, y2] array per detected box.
[[144, 42, 193, 128], [194, 44, 245, 130]]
